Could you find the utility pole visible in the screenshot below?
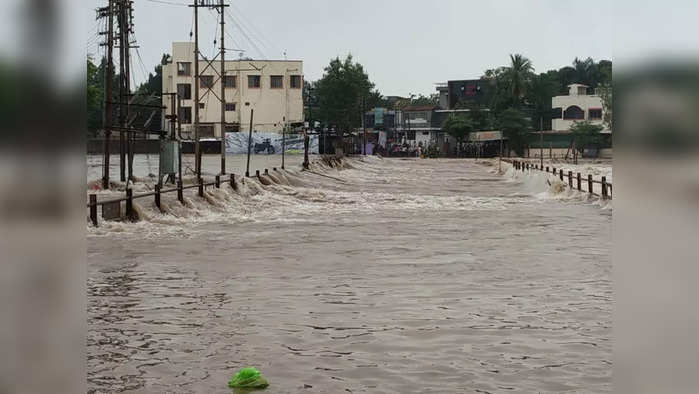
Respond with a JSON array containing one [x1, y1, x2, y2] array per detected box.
[[117, 0, 133, 182], [219, 0, 226, 175], [362, 96, 366, 155], [100, 0, 115, 189], [192, 0, 201, 180], [539, 116, 544, 168], [189, 0, 228, 179], [118, 0, 126, 182]]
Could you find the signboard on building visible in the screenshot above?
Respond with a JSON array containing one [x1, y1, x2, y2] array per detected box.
[[468, 131, 503, 142], [375, 108, 384, 126]]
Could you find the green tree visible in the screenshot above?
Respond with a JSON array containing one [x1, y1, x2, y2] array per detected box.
[[442, 114, 473, 155], [498, 108, 531, 156], [570, 120, 604, 156], [526, 72, 559, 130], [87, 56, 103, 136], [597, 82, 612, 131], [505, 54, 534, 106], [314, 54, 375, 135]]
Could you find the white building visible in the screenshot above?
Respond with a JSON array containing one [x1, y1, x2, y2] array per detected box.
[[162, 42, 303, 139], [552, 84, 607, 132]]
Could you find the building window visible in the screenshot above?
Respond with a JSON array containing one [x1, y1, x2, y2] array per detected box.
[[199, 125, 214, 138], [177, 83, 191, 100], [407, 131, 416, 140], [551, 107, 562, 119], [248, 75, 261, 88], [179, 106, 192, 124], [225, 103, 236, 112], [589, 108, 602, 119], [200, 75, 214, 89], [270, 75, 283, 89], [290, 75, 302, 89], [224, 76, 236, 88], [563, 105, 584, 120], [177, 62, 191, 76], [199, 103, 205, 109]]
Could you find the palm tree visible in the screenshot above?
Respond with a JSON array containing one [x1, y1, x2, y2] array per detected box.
[[572, 57, 596, 87], [505, 54, 533, 106]]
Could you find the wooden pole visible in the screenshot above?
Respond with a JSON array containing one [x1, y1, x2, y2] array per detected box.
[[588, 174, 593, 194], [154, 184, 161, 209], [577, 172, 582, 191], [601, 176, 608, 199], [125, 188, 133, 220], [89, 194, 98, 227], [246, 108, 254, 177], [177, 180, 184, 203]]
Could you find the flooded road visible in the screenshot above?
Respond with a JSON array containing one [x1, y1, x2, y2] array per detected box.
[[87, 157, 611, 393]]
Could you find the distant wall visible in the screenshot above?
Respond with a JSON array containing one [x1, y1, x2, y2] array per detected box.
[[87, 140, 197, 154]]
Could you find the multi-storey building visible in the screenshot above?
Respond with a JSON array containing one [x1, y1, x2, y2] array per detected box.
[[551, 84, 607, 131], [162, 42, 303, 139]]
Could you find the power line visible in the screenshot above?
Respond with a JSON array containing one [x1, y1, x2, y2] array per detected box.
[[143, 0, 188, 6], [227, 2, 278, 55], [224, 10, 265, 59]]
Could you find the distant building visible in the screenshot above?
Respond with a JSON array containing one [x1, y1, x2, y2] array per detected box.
[[446, 79, 490, 109], [551, 84, 607, 132], [162, 42, 303, 139], [435, 83, 449, 109]]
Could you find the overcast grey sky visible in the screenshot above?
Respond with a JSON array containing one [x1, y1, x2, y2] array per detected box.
[[87, 0, 614, 96]]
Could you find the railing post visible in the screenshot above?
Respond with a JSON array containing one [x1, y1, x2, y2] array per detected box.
[[546, 166, 549, 173], [215, 175, 220, 188], [577, 172, 582, 191], [89, 194, 98, 227], [256, 170, 260, 178], [588, 174, 593, 194], [568, 171, 573, 187], [154, 184, 161, 210], [559, 169, 564, 181], [198, 177, 204, 197], [230, 173, 236, 190], [601, 176, 608, 199], [177, 180, 184, 204], [125, 188, 133, 220]]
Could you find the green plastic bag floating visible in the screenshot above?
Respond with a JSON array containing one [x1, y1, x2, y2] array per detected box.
[[228, 367, 269, 389]]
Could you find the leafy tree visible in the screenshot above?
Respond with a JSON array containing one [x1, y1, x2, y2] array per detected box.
[[498, 108, 531, 156], [135, 53, 170, 96], [314, 54, 375, 135], [505, 54, 534, 106], [597, 82, 612, 131], [87, 56, 103, 136], [482, 54, 533, 113], [597, 59, 612, 85], [526, 72, 558, 130], [410, 93, 439, 106], [442, 114, 473, 155], [570, 120, 604, 156]]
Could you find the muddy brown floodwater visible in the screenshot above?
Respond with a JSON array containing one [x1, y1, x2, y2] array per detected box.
[[88, 156, 611, 393]]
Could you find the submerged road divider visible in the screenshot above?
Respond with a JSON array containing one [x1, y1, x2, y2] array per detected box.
[[504, 159, 612, 200]]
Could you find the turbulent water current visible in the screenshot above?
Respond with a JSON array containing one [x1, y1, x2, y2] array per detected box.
[[87, 155, 611, 393]]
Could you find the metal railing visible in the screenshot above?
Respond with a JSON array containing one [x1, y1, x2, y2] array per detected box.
[[506, 159, 612, 200], [87, 168, 281, 227]]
